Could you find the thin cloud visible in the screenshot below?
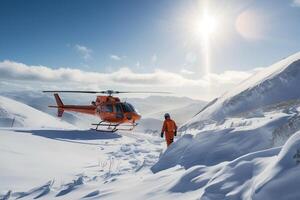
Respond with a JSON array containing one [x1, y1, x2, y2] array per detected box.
[[292, 0, 300, 7], [0, 60, 259, 99], [180, 68, 195, 75], [152, 54, 157, 63], [136, 61, 141, 68], [74, 44, 93, 61], [110, 54, 121, 61], [0, 60, 203, 86]]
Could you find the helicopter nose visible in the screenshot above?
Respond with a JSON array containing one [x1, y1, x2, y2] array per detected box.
[[132, 112, 141, 121], [125, 112, 141, 121]]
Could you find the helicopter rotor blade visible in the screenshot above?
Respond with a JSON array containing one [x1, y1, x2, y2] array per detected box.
[[115, 91, 171, 94], [43, 90, 100, 94], [43, 90, 171, 94]]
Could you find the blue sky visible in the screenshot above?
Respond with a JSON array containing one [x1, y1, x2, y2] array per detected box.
[[0, 0, 300, 100]]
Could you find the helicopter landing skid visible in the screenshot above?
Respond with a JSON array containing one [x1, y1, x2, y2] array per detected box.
[[91, 121, 138, 132]]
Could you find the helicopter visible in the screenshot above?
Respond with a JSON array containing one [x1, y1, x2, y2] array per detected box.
[[43, 90, 168, 132]]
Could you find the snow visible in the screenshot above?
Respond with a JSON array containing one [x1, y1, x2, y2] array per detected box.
[[3, 124, 300, 200]]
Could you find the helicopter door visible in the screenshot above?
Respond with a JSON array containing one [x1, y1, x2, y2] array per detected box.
[[100, 104, 115, 120]]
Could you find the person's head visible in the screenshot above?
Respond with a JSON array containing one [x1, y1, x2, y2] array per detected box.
[[164, 113, 170, 120]]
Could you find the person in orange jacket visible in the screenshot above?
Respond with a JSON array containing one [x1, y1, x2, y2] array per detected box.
[[161, 113, 177, 147]]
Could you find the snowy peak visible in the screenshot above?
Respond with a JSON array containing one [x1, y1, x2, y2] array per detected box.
[[182, 52, 300, 130], [223, 51, 300, 100]]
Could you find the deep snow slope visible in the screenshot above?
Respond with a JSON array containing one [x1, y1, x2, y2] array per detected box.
[[0, 96, 74, 128], [182, 52, 300, 130]]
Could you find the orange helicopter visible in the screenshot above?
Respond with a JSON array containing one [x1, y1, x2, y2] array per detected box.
[[43, 90, 168, 132]]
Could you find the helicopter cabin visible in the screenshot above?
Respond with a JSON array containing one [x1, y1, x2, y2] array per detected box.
[[94, 95, 136, 117]]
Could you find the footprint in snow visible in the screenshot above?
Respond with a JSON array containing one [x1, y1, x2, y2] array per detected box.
[[120, 145, 131, 152], [9, 180, 53, 199], [82, 190, 100, 198], [56, 176, 84, 197]]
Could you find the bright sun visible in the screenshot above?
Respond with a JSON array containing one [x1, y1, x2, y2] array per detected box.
[[197, 11, 218, 38]]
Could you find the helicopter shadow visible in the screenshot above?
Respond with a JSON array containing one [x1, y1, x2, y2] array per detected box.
[[15, 129, 122, 145]]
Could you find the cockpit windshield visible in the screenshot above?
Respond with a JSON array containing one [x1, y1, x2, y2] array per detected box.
[[121, 103, 135, 113], [127, 103, 135, 112]]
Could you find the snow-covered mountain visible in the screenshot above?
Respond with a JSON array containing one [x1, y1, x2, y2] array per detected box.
[[146, 103, 203, 124], [1, 91, 99, 127], [129, 95, 205, 117], [181, 52, 300, 131], [0, 96, 74, 128], [2, 91, 206, 131]]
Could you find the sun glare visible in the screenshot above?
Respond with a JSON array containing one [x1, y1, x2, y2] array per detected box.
[[193, 9, 219, 78], [197, 11, 218, 38]]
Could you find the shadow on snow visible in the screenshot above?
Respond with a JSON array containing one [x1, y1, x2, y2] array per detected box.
[[15, 129, 122, 142]]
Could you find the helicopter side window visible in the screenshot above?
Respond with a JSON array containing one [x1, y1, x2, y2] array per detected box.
[[102, 104, 113, 113]]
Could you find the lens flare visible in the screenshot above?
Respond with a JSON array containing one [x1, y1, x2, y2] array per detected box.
[[197, 8, 218, 80]]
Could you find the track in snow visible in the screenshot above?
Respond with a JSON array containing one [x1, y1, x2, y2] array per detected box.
[[0, 128, 164, 199]]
